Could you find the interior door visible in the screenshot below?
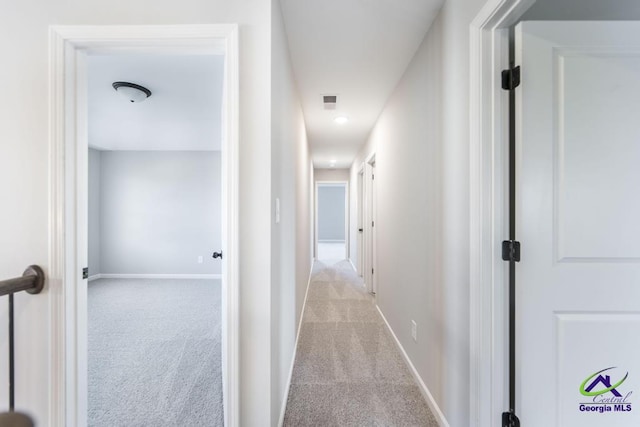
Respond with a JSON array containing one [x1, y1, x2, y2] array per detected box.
[[371, 161, 377, 294], [357, 169, 364, 276], [516, 21, 640, 426]]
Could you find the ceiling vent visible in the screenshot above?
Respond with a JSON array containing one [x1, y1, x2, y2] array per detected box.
[[322, 94, 338, 110]]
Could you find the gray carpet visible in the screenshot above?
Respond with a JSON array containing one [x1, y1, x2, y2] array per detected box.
[[283, 260, 439, 426], [88, 278, 223, 427]]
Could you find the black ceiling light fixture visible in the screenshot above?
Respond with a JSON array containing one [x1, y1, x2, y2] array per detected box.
[[112, 81, 152, 103]]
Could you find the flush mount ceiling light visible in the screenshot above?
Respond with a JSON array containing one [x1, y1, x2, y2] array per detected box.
[[112, 81, 152, 103], [334, 116, 348, 124], [329, 159, 337, 168]]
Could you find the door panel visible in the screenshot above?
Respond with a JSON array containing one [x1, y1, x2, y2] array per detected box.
[[557, 52, 640, 260], [517, 21, 640, 427]]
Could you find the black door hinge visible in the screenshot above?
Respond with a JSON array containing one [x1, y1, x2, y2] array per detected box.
[[501, 66, 521, 91], [372, 268, 374, 275], [502, 240, 521, 262], [82, 267, 88, 280], [502, 411, 520, 427], [372, 221, 375, 227], [372, 174, 375, 180]]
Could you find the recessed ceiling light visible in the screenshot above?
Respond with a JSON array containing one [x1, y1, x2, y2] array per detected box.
[[112, 81, 152, 103], [334, 116, 348, 124]]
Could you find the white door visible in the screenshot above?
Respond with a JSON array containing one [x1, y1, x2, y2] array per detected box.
[[371, 161, 377, 294], [357, 169, 364, 276], [517, 21, 640, 426]]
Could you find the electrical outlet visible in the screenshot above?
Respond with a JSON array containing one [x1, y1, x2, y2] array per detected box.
[[411, 320, 417, 342], [198, 256, 203, 264]]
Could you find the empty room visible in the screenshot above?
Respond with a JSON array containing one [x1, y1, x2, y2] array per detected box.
[[86, 52, 224, 425]]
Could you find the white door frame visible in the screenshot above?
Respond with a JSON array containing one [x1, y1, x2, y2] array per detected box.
[[356, 165, 365, 276], [49, 25, 239, 427], [369, 156, 377, 294], [362, 153, 376, 294], [314, 181, 349, 260], [468, 1, 535, 426]]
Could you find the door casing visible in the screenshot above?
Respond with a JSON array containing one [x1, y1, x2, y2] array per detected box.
[[468, 1, 536, 426], [362, 153, 376, 294], [49, 25, 240, 427]]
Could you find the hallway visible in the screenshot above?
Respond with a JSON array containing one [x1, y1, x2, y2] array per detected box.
[[283, 260, 438, 426]]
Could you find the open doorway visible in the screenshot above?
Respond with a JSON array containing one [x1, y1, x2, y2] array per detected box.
[[315, 182, 348, 262], [86, 53, 224, 426], [50, 25, 239, 427]]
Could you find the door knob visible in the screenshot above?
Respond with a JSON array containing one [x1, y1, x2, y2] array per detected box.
[[212, 251, 223, 259]]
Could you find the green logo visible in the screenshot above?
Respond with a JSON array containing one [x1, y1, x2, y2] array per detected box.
[[580, 367, 628, 397]]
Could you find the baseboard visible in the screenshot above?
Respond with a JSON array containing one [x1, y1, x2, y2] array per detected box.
[[317, 240, 346, 243], [88, 273, 102, 282], [99, 273, 221, 280], [348, 258, 357, 272], [376, 305, 450, 427], [278, 262, 314, 427]]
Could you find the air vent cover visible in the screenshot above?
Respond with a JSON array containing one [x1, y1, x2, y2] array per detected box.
[[322, 94, 338, 110]]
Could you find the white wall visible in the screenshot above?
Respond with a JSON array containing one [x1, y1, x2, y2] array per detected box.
[[314, 168, 349, 182], [270, 0, 313, 424], [93, 151, 221, 275], [0, 1, 272, 424], [349, 0, 488, 425], [88, 148, 102, 276]]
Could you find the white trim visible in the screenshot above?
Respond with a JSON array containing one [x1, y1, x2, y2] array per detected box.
[[376, 305, 448, 427], [348, 258, 357, 272], [49, 24, 240, 427], [87, 274, 102, 282], [362, 153, 376, 294], [98, 274, 222, 280], [468, 2, 535, 426], [317, 239, 346, 243], [278, 263, 315, 427]]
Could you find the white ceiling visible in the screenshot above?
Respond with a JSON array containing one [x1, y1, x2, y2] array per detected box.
[[280, 0, 444, 168], [88, 54, 224, 151]]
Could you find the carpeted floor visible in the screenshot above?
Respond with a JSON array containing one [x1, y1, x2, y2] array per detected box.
[[88, 278, 223, 426], [283, 260, 438, 426]]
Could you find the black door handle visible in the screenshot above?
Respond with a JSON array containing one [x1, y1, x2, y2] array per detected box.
[[212, 251, 223, 259], [358, 229, 363, 232]]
